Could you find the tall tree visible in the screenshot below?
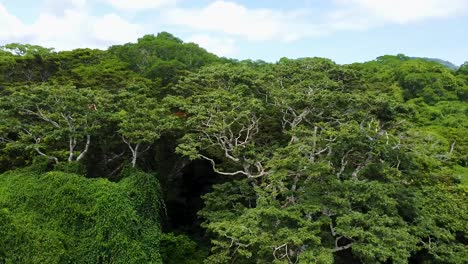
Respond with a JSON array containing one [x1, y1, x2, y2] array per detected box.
[[0, 84, 110, 163]]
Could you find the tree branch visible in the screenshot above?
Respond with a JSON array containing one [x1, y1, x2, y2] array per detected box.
[[22, 105, 60, 128], [199, 154, 267, 178], [0, 137, 14, 143], [332, 240, 354, 252], [34, 146, 58, 164], [76, 135, 91, 161]]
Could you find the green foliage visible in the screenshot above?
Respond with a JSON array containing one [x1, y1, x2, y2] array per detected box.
[[108, 32, 221, 86], [178, 55, 467, 263], [0, 84, 111, 163], [410, 185, 468, 263], [0, 167, 162, 264], [114, 84, 166, 145], [160, 233, 207, 264], [1, 43, 54, 57], [0, 43, 57, 85], [336, 210, 416, 264], [69, 58, 143, 90], [457, 61, 468, 76], [0, 36, 466, 264]]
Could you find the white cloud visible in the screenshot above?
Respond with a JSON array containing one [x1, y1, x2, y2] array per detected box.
[[27, 10, 90, 49], [164, 0, 468, 45], [42, 0, 87, 15], [2, 0, 468, 54], [187, 34, 236, 57], [164, 1, 321, 42], [332, 0, 468, 28], [0, 4, 28, 40], [104, 0, 175, 11], [93, 14, 142, 43], [0, 3, 142, 50], [355, 0, 467, 23]]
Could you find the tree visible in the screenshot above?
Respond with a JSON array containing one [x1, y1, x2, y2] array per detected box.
[[408, 185, 468, 263], [0, 84, 110, 163], [173, 64, 269, 179], [108, 32, 221, 86], [0, 34, 467, 263], [0, 44, 58, 84], [457, 61, 468, 75], [114, 84, 174, 167], [1, 43, 54, 57], [172, 59, 423, 263]]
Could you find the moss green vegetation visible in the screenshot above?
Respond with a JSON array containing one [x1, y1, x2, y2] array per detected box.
[[0, 166, 162, 263], [0, 34, 466, 263]]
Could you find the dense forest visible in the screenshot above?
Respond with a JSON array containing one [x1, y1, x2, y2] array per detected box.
[[0, 32, 466, 264]]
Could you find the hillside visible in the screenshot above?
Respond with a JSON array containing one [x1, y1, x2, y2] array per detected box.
[[410, 56, 459, 70]]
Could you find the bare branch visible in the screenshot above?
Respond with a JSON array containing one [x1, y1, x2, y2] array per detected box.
[[336, 149, 352, 179], [199, 154, 267, 178], [226, 236, 250, 248], [76, 135, 91, 161], [282, 107, 311, 130], [109, 162, 126, 177], [120, 135, 135, 156], [449, 141, 456, 154], [22, 128, 59, 163], [34, 146, 58, 164], [326, 214, 355, 252], [202, 114, 260, 163], [332, 239, 353, 252], [107, 151, 126, 163], [352, 153, 372, 180], [22, 105, 60, 128], [61, 112, 74, 131], [140, 145, 151, 153], [0, 137, 14, 143]]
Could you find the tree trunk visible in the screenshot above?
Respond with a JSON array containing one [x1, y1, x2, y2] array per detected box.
[[68, 137, 76, 162], [76, 135, 91, 161], [131, 144, 139, 168]]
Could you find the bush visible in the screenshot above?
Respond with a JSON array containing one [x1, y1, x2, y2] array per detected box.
[[0, 168, 163, 264]]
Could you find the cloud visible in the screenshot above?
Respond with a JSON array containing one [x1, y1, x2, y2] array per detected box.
[[331, 0, 468, 29], [164, 0, 468, 44], [355, 0, 466, 23], [104, 0, 175, 11], [93, 14, 142, 43], [0, 4, 28, 41], [187, 34, 236, 57], [0, 3, 142, 50], [164, 1, 321, 42], [42, 0, 87, 16], [2, 0, 468, 54]]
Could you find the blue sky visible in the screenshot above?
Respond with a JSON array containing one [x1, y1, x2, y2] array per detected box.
[[1, 0, 467, 65]]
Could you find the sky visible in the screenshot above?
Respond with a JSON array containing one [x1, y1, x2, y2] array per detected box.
[[1, 0, 467, 65]]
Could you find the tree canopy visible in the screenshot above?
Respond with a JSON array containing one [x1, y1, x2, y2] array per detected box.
[[0, 33, 466, 263]]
